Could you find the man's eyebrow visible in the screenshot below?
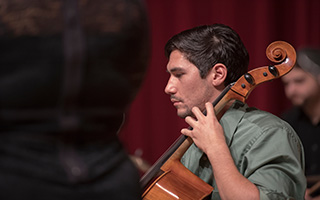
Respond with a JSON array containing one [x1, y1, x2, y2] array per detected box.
[[167, 67, 184, 73]]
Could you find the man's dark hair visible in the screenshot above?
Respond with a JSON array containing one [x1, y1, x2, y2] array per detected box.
[[165, 24, 249, 86], [296, 47, 320, 77]]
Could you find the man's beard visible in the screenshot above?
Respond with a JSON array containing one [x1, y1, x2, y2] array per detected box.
[[177, 105, 192, 119], [290, 95, 306, 107]]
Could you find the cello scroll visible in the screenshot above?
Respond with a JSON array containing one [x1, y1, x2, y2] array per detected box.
[[229, 41, 296, 102]]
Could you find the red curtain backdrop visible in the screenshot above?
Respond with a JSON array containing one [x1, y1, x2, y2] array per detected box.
[[119, 0, 320, 166]]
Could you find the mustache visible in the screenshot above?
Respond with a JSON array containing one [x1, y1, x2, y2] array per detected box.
[[170, 95, 183, 102]]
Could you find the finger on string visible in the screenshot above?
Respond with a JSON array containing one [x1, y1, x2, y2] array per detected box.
[[185, 116, 197, 127], [205, 102, 215, 117], [191, 106, 205, 120], [181, 128, 191, 136]]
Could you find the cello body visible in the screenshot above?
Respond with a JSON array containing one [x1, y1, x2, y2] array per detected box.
[[142, 137, 213, 199]]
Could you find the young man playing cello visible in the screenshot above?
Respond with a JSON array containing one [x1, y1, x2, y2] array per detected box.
[[164, 24, 306, 199]]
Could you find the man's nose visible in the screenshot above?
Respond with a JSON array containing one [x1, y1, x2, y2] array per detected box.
[[165, 78, 176, 95], [285, 83, 295, 98]]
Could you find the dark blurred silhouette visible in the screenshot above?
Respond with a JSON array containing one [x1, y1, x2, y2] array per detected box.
[[0, 0, 150, 199], [281, 47, 320, 200]]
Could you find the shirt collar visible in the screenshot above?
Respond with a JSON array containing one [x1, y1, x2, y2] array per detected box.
[[220, 100, 248, 146]]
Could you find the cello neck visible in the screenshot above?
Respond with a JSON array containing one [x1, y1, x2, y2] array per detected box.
[[139, 83, 234, 189]]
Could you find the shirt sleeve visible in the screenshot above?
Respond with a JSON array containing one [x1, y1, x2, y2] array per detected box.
[[242, 125, 306, 200]]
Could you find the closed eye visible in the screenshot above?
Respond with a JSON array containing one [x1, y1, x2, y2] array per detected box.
[[168, 67, 186, 78], [173, 72, 185, 78]]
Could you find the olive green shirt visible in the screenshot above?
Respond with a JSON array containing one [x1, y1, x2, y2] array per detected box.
[[181, 101, 306, 200]]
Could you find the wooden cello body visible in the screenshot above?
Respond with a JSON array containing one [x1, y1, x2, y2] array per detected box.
[[141, 41, 297, 199]]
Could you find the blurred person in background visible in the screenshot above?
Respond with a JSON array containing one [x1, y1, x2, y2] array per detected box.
[[281, 47, 320, 200], [0, 0, 149, 199]]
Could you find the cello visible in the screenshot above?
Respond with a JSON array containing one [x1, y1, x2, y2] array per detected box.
[[140, 41, 296, 199]]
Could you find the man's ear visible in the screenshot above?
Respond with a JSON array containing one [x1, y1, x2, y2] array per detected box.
[[208, 63, 227, 87]]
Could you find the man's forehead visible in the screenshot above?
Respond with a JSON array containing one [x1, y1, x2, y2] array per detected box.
[[282, 68, 309, 81], [167, 51, 196, 72]]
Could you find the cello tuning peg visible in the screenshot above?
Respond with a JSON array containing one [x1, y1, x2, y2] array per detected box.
[[268, 65, 279, 77], [244, 73, 255, 85]]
